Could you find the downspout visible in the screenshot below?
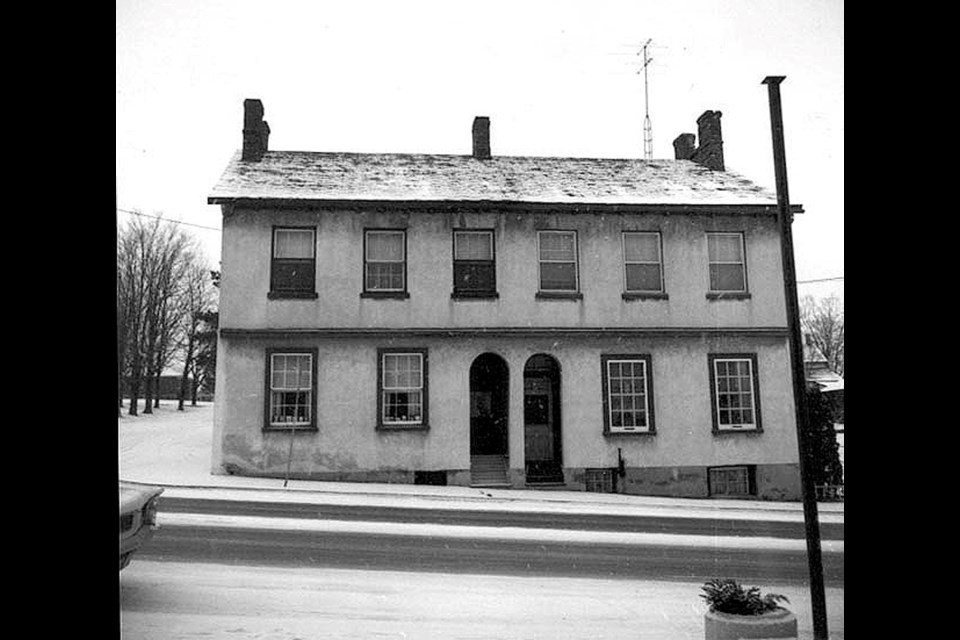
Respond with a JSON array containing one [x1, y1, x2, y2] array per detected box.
[[761, 75, 828, 640]]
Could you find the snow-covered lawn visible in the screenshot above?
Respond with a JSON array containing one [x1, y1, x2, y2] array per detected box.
[[119, 400, 215, 485], [121, 561, 844, 640]]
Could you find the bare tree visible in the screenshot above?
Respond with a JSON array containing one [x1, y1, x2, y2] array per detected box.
[[800, 294, 844, 376], [118, 215, 154, 416], [117, 214, 196, 415], [189, 309, 218, 405], [178, 261, 218, 410]]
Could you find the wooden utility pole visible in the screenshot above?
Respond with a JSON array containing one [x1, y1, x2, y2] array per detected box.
[[761, 75, 829, 640]]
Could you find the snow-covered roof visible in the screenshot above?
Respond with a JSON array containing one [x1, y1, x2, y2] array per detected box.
[[208, 150, 782, 208]]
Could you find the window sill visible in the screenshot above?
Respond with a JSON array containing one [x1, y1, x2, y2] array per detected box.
[[536, 291, 583, 300], [706, 292, 751, 300], [376, 424, 430, 432], [361, 291, 410, 300], [263, 425, 318, 432], [604, 429, 656, 437], [268, 291, 319, 300], [712, 427, 763, 435], [622, 292, 668, 301], [451, 292, 499, 300]]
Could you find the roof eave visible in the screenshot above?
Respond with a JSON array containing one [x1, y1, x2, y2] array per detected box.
[[207, 196, 803, 215]]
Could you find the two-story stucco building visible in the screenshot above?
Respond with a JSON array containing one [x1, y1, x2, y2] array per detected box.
[[207, 99, 804, 500]]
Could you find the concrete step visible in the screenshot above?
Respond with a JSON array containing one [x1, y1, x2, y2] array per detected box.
[[470, 455, 508, 487]]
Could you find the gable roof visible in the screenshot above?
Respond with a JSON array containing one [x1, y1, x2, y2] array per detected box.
[[208, 150, 789, 210]]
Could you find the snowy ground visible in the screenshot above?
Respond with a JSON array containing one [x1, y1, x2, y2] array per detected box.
[[118, 401, 844, 525], [119, 402, 844, 639], [121, 560, 844, 640]]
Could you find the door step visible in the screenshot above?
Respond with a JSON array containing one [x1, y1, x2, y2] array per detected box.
[[470, 454, 509, 487]]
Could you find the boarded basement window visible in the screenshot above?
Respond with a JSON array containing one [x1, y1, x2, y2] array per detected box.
[[708, 465, 756, 497], [414, 471, 447, 486], [584, 468, 616, 493]]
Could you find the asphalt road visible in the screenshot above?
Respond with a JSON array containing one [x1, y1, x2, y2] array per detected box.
[[137, 518, 844, 587], [158, 495, 845, 539]]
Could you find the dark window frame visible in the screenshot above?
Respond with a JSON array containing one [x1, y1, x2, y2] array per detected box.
[[362, 229, 409, 299], [263, 347, 319, 431], [376, 347, 429, 430], [601, 353, 656, 436], [536, 229, 580, 294], [706, 231, 749, 295], [451, 228, 498, 298], [708, 353, 763, 434], [268, 226, 318, 299]]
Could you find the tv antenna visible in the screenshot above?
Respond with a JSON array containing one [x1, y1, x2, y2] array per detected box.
[[638, 39, 654, 160]]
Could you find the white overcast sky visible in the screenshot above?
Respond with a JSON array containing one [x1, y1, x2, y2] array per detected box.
[[116, 0, 843, 291]]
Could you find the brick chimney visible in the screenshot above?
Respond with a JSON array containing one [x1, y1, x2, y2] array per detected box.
[[672, 133, 696, 160], [672, 110, 724, 171], [472, 116, 491, 159], [242, 99, 271, 162]]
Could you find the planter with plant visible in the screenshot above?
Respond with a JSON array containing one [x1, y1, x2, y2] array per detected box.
[[700, 578, 797, 640]]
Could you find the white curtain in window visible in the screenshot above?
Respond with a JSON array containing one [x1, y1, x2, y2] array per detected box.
[[539, 232, 576, 261], [455, 232, 492, 260], [367, 232, 404, 261], [624, 233, 660, 262], [708, 234, 743, 262], [274, 229, 314, 259]]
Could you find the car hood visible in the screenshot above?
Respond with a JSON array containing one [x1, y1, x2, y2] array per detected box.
[[120, 482, 164, 513]]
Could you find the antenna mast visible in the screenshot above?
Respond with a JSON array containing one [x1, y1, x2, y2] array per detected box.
[[639, 39, 654, 160]]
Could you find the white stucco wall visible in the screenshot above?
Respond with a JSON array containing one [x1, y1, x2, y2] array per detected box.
[[218, 207, 788, 331], [213, 334, 798, 479]]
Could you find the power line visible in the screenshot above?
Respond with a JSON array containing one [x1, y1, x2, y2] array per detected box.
[[116, 208, 843, 283], [797, 276, 844, 284], [117, 207, 221, 232]]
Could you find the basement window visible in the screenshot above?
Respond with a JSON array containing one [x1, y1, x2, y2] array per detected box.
[[708, 465, 756, 497]]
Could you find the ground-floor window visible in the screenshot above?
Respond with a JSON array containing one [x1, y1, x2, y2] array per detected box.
[[601, 354, 655, 434], [708, 465, 756, 497], [708, 353, 762, 432], [378, 348, 428, 429], [265, 348, 318, 430]]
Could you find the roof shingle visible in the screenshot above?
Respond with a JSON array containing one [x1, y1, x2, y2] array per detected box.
[[208, 150, 779, 207]]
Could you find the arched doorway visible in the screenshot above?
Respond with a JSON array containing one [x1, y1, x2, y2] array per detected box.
[[469, 353, 510, 486], [523, 354, 563, 484]]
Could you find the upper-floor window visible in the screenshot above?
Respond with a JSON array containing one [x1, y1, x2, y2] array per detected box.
[[270, 227, 316, 297], [538, 230, 579, 293], [265, 349, 317, 430], [378, 348, 428, 429], [622, 232, 664, 293], [364, 230, 406, 294], [601, 354, 655, 434], [707, 232, 747, 293], [453, 230, 496, 297], [708, 354, 762, 432]]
